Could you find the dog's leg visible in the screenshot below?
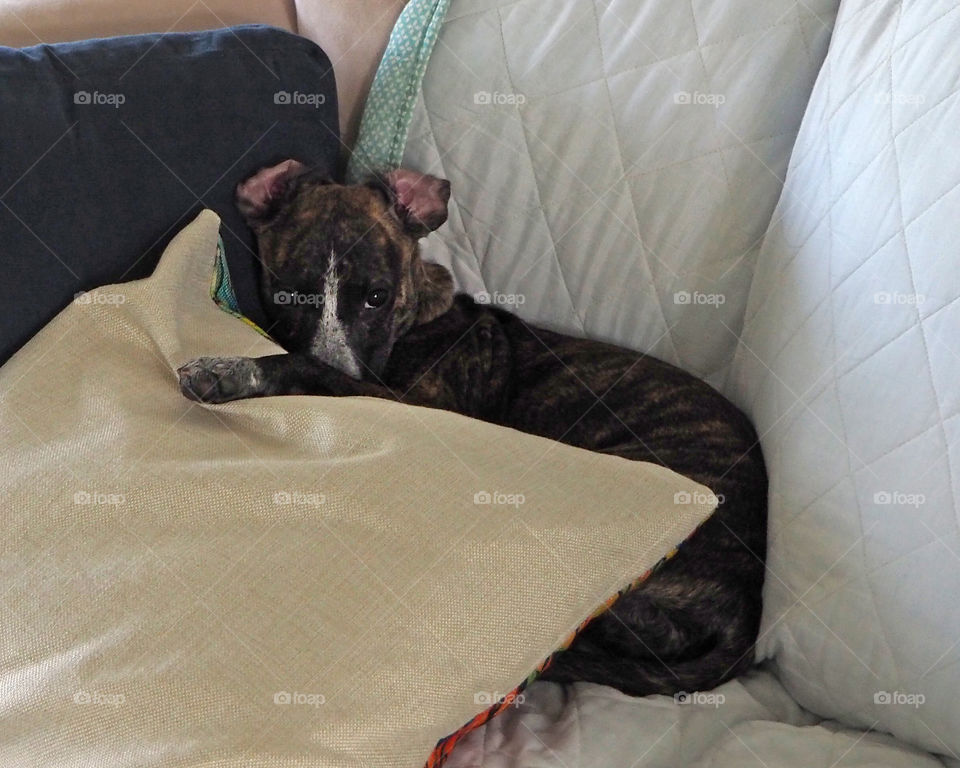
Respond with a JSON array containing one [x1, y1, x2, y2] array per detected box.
[[177, 354, 393, 404]]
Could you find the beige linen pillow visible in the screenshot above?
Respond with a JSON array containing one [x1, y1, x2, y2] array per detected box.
[[0, 210, 715, 767]]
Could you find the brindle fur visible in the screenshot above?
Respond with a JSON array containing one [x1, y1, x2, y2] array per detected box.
[[178, 164, 767, 697]]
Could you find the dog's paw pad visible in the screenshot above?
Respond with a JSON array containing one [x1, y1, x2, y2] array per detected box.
[[177, 357, 256, 403]]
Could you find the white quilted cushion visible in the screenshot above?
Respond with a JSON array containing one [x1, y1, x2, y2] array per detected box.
[[403, 0, 840, 384], [729, 0, 960, 756], [445, 671, 953, 768]]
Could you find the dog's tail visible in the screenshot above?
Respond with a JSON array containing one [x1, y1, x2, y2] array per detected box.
[[537, 557, 762, 697]]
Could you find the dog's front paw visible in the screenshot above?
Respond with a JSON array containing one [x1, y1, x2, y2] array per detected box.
[[177, 356, 261, 403]]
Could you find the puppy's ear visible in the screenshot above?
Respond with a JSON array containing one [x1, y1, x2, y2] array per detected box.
[[415, 260, 455, 325], [385, 169, 451, 238], [236, 159, 308, 228]]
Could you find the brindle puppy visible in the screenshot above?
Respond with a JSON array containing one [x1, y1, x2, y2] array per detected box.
[[177, 160, 767, 697]]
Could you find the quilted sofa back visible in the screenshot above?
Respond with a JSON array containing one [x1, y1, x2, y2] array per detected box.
[[392, 0, 841, 386], [730, 0, 960, 756]]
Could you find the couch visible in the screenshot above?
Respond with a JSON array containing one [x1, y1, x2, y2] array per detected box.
[[3, 0, 958, 766]]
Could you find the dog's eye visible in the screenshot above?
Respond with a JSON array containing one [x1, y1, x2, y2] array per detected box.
[[364, 288, 391, 309]]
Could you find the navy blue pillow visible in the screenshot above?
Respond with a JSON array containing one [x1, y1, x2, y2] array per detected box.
[[0, 25, 339, 363]]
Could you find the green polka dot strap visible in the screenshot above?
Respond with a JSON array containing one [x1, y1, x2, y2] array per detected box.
[[346, 0, 451, 183]]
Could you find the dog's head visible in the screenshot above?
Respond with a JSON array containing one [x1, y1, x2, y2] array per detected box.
[[236, 159, 454, 379]]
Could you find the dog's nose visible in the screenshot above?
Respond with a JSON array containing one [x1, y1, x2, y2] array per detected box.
[[438, 179, 451, 201]]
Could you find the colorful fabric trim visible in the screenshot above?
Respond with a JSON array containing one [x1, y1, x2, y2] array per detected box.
[[211, 235, 272, 340], [425, 536, 695, 768]]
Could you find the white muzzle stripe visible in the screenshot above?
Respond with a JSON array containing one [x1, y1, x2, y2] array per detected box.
[[311, 253, 362, 379]]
